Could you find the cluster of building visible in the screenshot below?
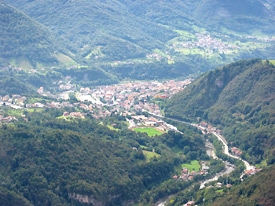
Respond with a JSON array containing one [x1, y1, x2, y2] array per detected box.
[[247, 35, 275, 42], [244, 168, 262, 176], [0, 94, 26, 109], [63, 111, 86, 119], [60, 79, 192, 119], [146, 53, 163, 61], [128, 114, 176, 132], [194, 121, 222, 135], [1, 79, 192, 124], [92, 80, 191, 111], [172, 32, 238, 54], [173, 164, 209, 182], [183, 201, 195, 206], [0, 93, 89, 121], [0, 115, 18, 123], [146, 52, 174, 62], [231, 147, 243, 157]]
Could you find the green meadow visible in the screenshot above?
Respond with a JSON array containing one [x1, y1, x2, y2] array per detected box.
[[142, 150, 160, 161], [132, 127, 163, 136], [181, 160, 201, 172]]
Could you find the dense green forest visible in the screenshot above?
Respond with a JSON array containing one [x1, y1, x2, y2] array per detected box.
[[102, 61, 200, 80], [0, 68, 61, 96], [0, 2, 73, 68], [193, 0, 274, 34], [166, 59, 275, 164], [1, 0, 274, 80], [0, 109, 207, 205], [3, 0, 177, 61], [211, 165, 275, 206]]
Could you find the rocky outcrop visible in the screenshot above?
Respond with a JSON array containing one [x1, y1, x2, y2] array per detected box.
[[69, 193, 121, 206]]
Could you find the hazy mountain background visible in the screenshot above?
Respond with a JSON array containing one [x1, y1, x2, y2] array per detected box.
[[1, 0, 275, 80]]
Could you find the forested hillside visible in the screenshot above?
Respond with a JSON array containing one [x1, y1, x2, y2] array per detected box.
[[0, 2, 74, 68], [0, 115, 171, 205], [3, 0, 274, 80], [194, 0, 275, 33], [166, 59, 275, 164], [212, 165, 275, 206], [4, 0, 177, 61], [164, 164, 275, 206], [0, 109, 207, 205]]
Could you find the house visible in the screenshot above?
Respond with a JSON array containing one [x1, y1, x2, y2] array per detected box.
[[202, 165, 210, 172], [144, 121, 156, 127], [184, 201, 195, 206], [70, 112, 85, 119], [182, 167, 188, 174], [190, 171, 197, 176], [157, 120, 164, 126], [132, 115, 147, 121], [231, 147, 242, 156], [34, 102, 45, 108], [200, 121, 208, 127], [180, 174, 189, 181], [188, 176, 194, 181], [2, 116, 18, 123], [37, 87, 44, 94], [199, 171, 205, 175]]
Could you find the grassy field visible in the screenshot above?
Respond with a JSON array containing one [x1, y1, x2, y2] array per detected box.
[[132, 127, 163, 136], [55, 53, 76, 66], [143, 150, 160, 161], [256, 160, 267, 168], [27, 97, 48, 104], [107, 125, 119, 131], [181, 160, 201, 172], [27, 108, 45, 113], [263, 60, 275, 66], [172, 146, 186, 156]]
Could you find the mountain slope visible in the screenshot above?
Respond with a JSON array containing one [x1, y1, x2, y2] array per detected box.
[[3, 0, 274, 80], [4, 0, 178, 61], [0, 114, 180, 205], [0, 2, 74, 68], [117, 0, 197, 31], [194, 0, 275, 34], [166, 59, 275, 164], [212, 165, 275, 206]]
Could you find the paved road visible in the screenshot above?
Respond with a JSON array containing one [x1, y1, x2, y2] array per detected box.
[[164, 116, 255, 171], [151, 115, 255, 205], [212, 132, 255, 171]]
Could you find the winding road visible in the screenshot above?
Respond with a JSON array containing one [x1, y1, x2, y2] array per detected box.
[[154, 115, 255, 206], [164, 116, 254, 171]]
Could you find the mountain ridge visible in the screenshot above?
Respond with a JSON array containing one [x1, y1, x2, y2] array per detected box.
[[0, 1, 74, 68], [165, 59, 275, 165], [4, 0, 274, 72]]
